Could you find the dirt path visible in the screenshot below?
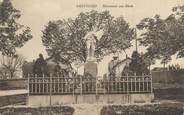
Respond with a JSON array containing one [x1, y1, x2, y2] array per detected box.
[[71, 104, 103, 115]]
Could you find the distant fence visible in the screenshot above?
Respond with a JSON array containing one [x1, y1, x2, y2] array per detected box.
[[151, 70, 184, 83], [28, 75, 152, 95]]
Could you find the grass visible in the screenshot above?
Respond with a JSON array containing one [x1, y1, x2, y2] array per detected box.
[[101, 103, 184, 115], [0, 106, 74, 115], [0, 94, 27, 107]]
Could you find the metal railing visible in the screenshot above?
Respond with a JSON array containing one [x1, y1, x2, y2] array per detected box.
[[103, 76, 152, 94], [28, 74, 152, 95]]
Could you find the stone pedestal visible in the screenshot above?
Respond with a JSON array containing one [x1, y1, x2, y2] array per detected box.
[[84, 61, 98, 78]]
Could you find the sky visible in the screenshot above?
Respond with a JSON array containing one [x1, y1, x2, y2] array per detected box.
[[10, 0, 184, 75]]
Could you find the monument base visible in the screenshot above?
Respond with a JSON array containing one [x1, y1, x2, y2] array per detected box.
[[28, 93, 154, 106], [84, 61, 98, 78]]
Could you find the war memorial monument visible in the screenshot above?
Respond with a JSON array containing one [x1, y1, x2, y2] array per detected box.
[[27, 30, 154, 106]]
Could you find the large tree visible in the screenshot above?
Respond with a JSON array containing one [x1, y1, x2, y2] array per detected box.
[[0, 0, 32, 56], [128, 51, 149, 75], [42, 11, 135, 65], [137, 5, 184, 66]]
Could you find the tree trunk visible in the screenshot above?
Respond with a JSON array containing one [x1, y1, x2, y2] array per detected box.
[[10, 71, 14, 79], [163, 62, 166, 69]]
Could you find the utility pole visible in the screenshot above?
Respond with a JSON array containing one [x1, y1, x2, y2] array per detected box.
[[134, 28, 138, 51], [49, 73, 52, 115], [135, 28, 138, 76]]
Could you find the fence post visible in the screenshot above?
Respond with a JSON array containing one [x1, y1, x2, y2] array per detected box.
[[146, 76, 149, 93], [134, 75, 137, 93], [123, 76, 126, 93], [73, 77, 75, 103], [107, 76, 110, 93], [96, 77, 98, 95], [38, 75, 41, 94], [127, 74, 130, 103], [150, 74, 153, 93], [35, 74, 37, 93], [49, 73, 52, 106], [27, 74, 30, 105], [130, 77, 132, 93], [138, 76, 141, 93], [104, 76, 106, 95], [43, 74, 45, 94], [142, 74, 145, 92], [80, 75, 82, 95], [127, 74, 129, 94], [57, 73, 59, 93], [115, 77, 118, 93]]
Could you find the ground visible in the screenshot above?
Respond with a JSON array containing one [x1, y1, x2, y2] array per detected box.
[[71, 104, 103, 115], [0, 102, 183, 115], [0, 83, 184, 115], [0, 106, 74, 115]]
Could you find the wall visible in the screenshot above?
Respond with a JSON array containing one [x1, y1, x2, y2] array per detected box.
[[152, 70, 184, 84], [152, 70, 172, 83], [0, 79, 27, 90], [28, 93, 154, 106]]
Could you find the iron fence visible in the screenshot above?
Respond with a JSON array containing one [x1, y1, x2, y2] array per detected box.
[[28, 74, 152, 95]]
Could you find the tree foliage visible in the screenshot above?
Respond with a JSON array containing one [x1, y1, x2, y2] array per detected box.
[[137, 5, 184, 64], [42, 10, 135, 65], [128, 51, 149, 75], [0, 0, 32, 56]]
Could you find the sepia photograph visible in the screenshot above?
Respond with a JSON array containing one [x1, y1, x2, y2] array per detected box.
[[0, 0, 184, 114]]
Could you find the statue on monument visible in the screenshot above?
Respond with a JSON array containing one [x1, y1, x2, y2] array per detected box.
[[84, 32, 96, 61], [84, 29, 103, 61]]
